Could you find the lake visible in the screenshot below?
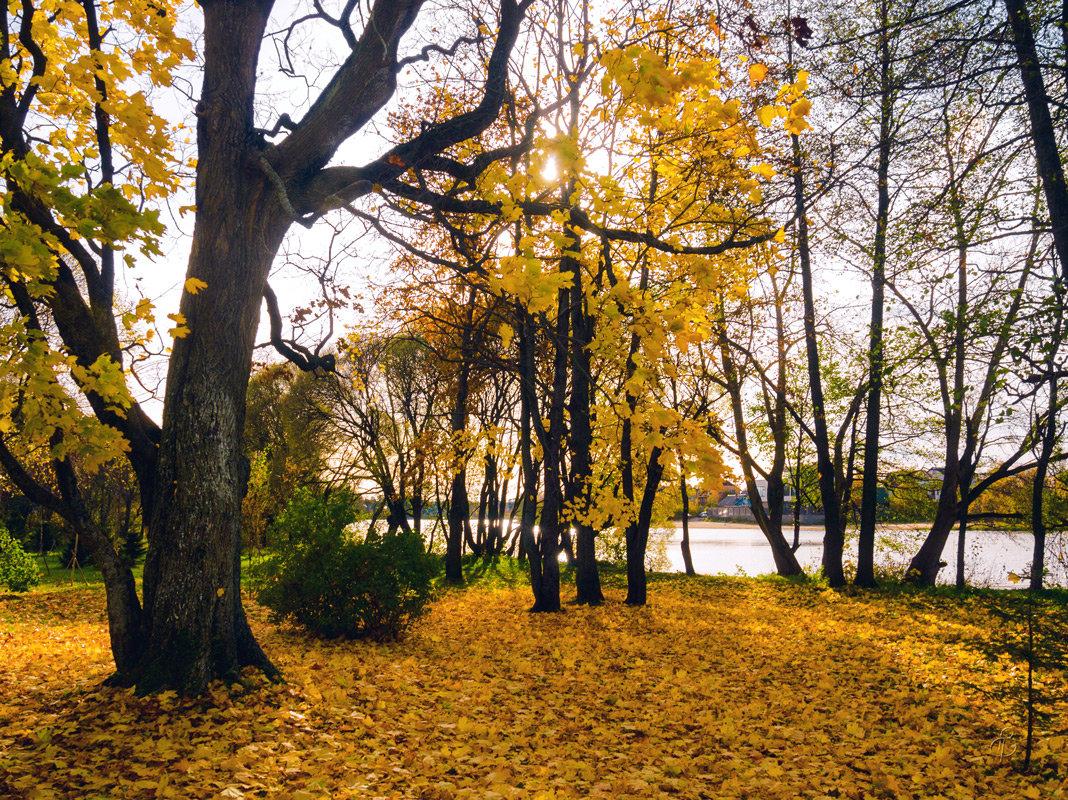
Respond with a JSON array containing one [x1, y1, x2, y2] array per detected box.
[[662, 523, 1068, 588]]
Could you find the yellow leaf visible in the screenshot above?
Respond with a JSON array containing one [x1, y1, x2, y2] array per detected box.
[[184, 277, 208, 295], [789, 98, 812, 118], [756, 105, 783, 127], [748, 63, 768, 84], [167, 312, 191, 339], [498, 323, 514, 349]]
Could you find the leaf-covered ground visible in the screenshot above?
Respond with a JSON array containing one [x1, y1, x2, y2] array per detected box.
[[0, 577, 1064, 799]]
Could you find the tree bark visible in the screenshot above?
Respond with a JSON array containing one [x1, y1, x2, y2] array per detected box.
[[1030, 378, 1059, 591], [133, 0, 286, 694], [793, 133, 844, 586], [517, 305, 543, 589], [856, 1, 894, 589], [532, 282, 569, 613], [679, 470, 695, 576], [446, 289, 477, 584], [624, 445, 665, 607], [566, 220, 603, 606], [1004, 0, 1068, 280], [955, 483, 971, 590]]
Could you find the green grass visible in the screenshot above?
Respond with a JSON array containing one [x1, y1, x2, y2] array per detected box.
[[22, 552, 144, 592]]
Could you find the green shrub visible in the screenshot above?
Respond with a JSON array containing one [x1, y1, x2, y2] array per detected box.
[[0, 525, 40, 593], [254, 489, 436, 640]]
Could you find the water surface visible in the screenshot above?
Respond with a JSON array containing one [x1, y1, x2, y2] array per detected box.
[[663, 523, 1067, 588]]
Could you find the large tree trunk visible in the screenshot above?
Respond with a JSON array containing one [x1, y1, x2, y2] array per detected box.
[[138, 205, 283, 692], [0, 0, 530, 694], [134, 1, 281, 694]]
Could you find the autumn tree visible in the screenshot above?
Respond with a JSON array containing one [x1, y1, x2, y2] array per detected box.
[[300, 333, 441, 538], [723, 2, 869, 586], [710, 251, 805, 577], [241, 363, 333, 551], [398, 0, 811, 606], [0, 0, 190, 679], [0, 0, 534, 692]]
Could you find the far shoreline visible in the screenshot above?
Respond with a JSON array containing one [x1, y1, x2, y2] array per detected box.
[[669, 519, 1029, 534]]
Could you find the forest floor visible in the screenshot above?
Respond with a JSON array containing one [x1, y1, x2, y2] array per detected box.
[[0, 573, 1065, 799]]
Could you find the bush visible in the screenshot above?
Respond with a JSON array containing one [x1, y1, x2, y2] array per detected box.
[[254, 489, 436, 640], [0, 525, 40, 593]]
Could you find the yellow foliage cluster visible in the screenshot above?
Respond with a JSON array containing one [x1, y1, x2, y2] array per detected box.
[[0, 0, 193, 473], [0, 581, 1064, 799]]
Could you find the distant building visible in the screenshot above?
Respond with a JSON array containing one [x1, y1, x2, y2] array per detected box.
[[753, 479, 794, 504]]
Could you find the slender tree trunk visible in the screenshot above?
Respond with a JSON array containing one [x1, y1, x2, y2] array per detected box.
[[447, 464, 471, 572], [533, 291, 567, 612], [783, 8, 846, 585], [1004, 0, 1068, 280], [412, 490, 423, 540], [679, 468, 695, 575], [1004, 0, 1067, 590], [619, 269, 665, 602], [912, 461, 961, 586], [955, 478, 971, 591], [857, 3, 894, 588], [566, 219, 603, 605], [625, 446, 665, 606], [1030, 377, 1059, 591], [717, 316, 803, 577], [907, 209, 1036, 587], [12, 447, 145, 674], [518, 309, 543, 585], [791, 433, 803, 552], [793, 133, 843, 586], [445, 287, 477, 583]]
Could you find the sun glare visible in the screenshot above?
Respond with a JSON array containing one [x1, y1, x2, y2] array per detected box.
[[540, 155, 559, 183]]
